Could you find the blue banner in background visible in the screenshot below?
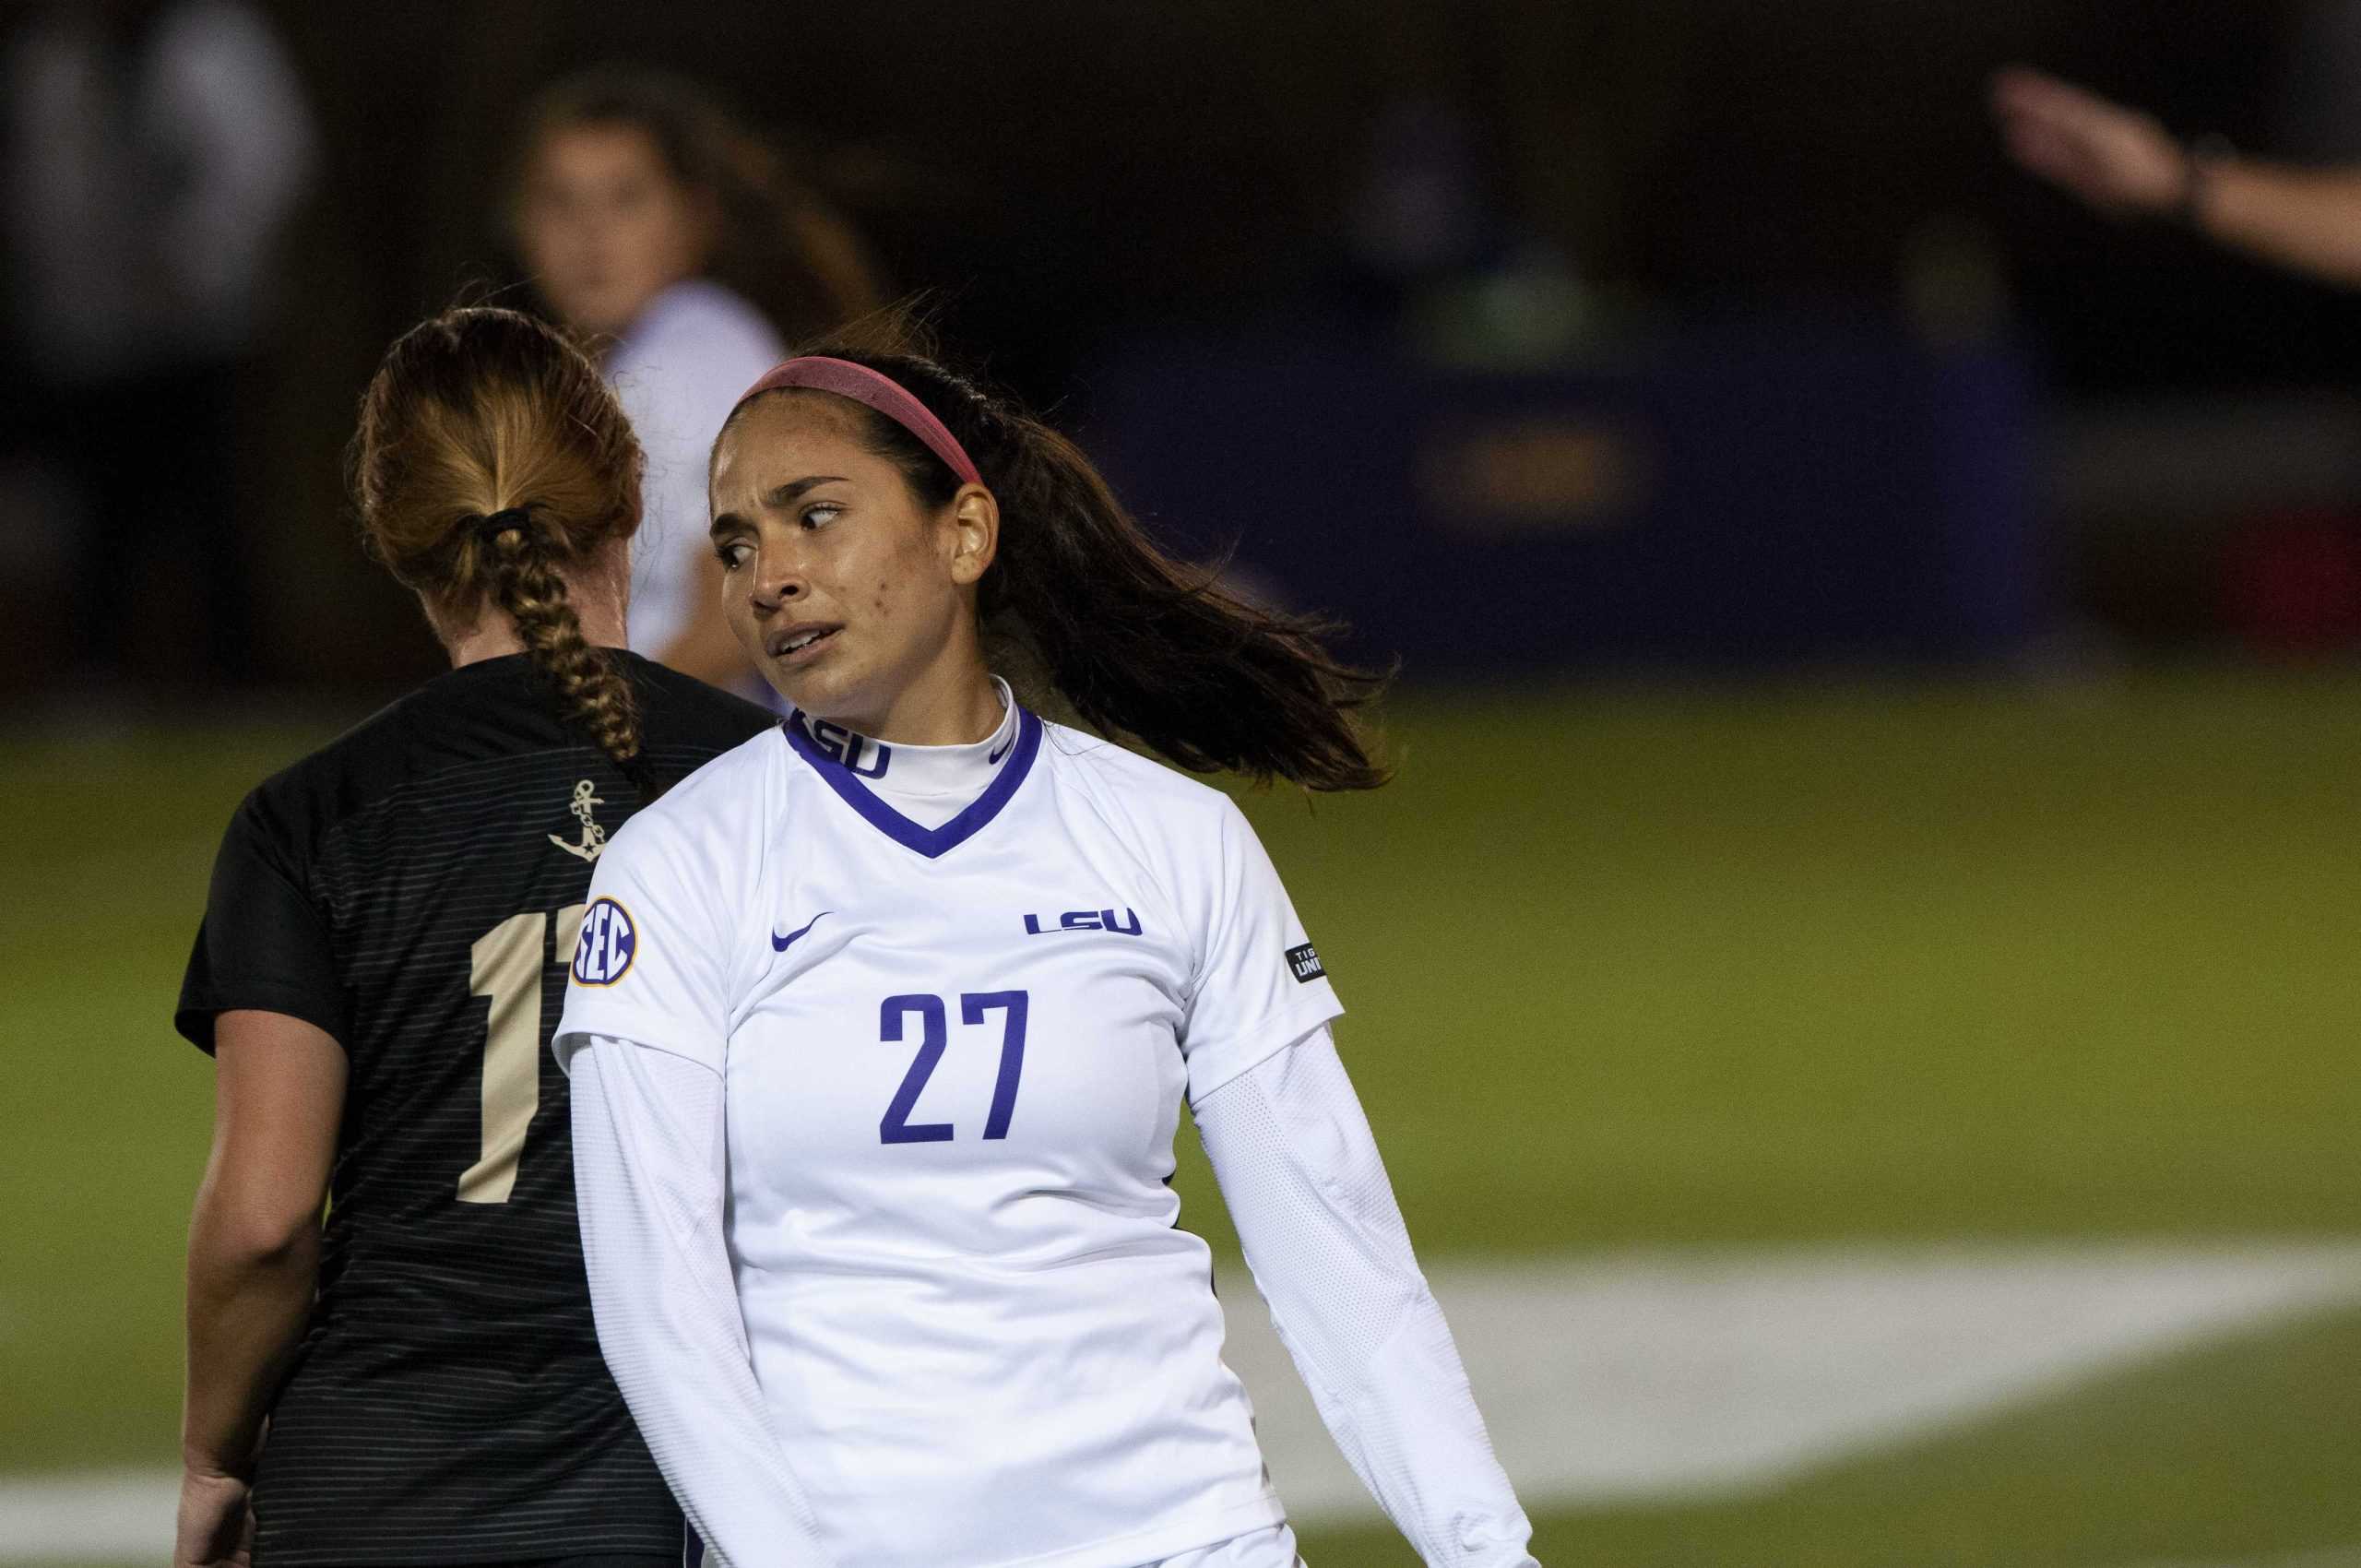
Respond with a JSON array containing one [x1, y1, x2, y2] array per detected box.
[[1083, 322, 2043, 675]]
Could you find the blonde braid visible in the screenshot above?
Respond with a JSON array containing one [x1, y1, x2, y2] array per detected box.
[[478, 510, 642, 766]]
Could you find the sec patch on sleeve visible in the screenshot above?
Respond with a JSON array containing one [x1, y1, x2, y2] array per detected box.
[[1285, 941, 1325, 983], [572, 897, 637, 986]]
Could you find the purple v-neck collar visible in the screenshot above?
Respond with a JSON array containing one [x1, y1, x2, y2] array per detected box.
[[783, 707, 1043, 859]]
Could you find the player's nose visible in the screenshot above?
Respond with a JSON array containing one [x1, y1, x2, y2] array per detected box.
[[745, 547, 807, 612]]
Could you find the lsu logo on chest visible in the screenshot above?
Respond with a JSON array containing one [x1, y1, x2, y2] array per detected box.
[[1023, 907, 1143, 936]]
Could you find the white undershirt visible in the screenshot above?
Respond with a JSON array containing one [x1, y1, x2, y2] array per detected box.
[[808, 679, 1019, 831]]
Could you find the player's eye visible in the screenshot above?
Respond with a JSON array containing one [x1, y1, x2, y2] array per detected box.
[[714, 539, 753, 572], [800, 503, 843, 531]]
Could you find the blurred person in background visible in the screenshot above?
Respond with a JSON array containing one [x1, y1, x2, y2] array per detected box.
[[173, 307, 776, 1567], [1993, 62, 2361, 287], [510, 68, 883, 696], [1, 0, 313, 696]]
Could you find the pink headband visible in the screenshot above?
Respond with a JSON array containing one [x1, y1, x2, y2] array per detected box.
[[732, 356, 982, 487]]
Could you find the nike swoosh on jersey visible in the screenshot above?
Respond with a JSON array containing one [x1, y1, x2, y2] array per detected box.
[[772, 911, 832, 952], [988, 735, 1014, 764]]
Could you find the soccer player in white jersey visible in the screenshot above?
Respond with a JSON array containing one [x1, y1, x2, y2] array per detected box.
[[555, 346, 1541, 1568]]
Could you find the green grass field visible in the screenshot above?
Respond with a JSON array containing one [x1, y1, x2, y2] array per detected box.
[[6, 668, 2361, 1566]]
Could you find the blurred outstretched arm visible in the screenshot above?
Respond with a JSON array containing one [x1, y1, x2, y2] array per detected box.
[[1992, 64, 2361, 288], [1195, 1027, 1540, 1568]]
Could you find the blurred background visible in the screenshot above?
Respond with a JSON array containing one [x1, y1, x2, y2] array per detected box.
[[7, 1, 2361, 1563]]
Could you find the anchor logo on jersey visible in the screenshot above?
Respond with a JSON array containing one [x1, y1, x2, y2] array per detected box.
[[549, 779, 609, 862]]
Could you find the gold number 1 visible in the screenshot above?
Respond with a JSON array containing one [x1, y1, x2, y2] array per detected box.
[[458, 903, 587, 1204]]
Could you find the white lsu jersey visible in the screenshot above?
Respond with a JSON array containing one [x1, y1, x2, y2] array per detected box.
[[555, 699, 1344, 1568]]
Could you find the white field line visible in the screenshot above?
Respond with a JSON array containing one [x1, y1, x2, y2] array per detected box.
[[8, 1241, 2361, 1562], [1219, 1238, 2361, 1521]]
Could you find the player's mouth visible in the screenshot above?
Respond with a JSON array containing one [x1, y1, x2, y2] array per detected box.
[[765, 623, 843, 667]]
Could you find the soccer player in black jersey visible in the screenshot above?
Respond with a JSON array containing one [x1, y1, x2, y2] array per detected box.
[[173, 308, 773, 1567]]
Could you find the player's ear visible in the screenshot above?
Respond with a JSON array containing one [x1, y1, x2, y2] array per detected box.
[[945, 483, 999, 587]]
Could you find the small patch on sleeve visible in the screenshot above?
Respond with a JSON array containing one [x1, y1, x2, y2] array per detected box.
[[1285, 942, 1326, 984], [572, 897, 638, 986]]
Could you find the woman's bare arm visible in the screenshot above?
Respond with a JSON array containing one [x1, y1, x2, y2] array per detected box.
[[178, 1010, 343, 1566]]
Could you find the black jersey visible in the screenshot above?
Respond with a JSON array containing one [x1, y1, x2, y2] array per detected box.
[[177, 651, 774, 1566]]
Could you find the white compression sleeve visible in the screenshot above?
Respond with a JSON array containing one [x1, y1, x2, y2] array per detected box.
[[568, 1036, 836, 1568], [1193, 1028, 1538, 1568]]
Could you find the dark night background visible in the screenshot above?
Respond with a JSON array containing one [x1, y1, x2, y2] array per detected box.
[[13, 0, 2361, 690]]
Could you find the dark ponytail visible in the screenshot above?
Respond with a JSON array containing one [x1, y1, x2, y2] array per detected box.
[[730, 350, 1391, 791], [352, 307, 648, 779]]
